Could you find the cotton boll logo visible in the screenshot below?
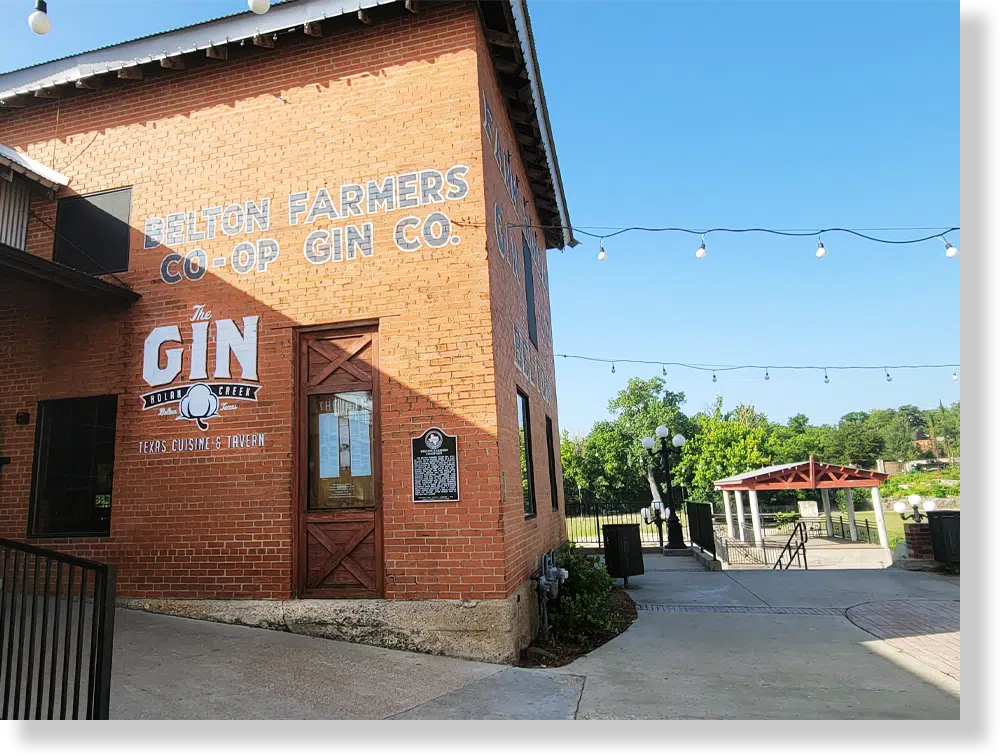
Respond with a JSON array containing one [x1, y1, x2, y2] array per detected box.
[[179, 383, 219, 430]]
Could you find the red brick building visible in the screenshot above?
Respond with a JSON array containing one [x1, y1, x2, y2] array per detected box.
[[0, 0, 574, 662]]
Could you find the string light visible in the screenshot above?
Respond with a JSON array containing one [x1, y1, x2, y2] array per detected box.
[[597, 238, 607, 262], [885, 368, 893, 383], [764, 368, 770, 381], [611, 362, 616, 374], [942, 237, 959, 259], [815, 237, 826, 259], [695, 235, 707, 259], [662, 365, 667, 376], [712, 372, 717, 383], [28, 0, 51, 35], [824, 369, 830, 384], [555, 353, 959, 377]]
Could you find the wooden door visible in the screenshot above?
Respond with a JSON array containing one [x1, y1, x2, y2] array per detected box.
[[296, 324, 381, 598]]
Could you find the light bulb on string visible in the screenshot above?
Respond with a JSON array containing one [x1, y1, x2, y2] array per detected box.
[[942, 237, 959, 259], [824, 369, 830, 384], [28, 0, 51, 34], [249, 0, 271, 14], [712, 372, 717, 383], [611, 362, 616, 374], [662, 365, 667, 376], [815, 237, 826, 259], [764, 368, 770, 381], [952, 369, 959, 381], [597, 238, 607, 262], [695, 234, 707, 259], [885, 368, 892, 383]]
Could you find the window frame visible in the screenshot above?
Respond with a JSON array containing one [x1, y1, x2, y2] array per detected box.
[[545, 415, 559, 512], [28, 394, 119, 539], [521, 233, 538, 347], [52, 186, 133, 275], [516, 388, 537, 519]]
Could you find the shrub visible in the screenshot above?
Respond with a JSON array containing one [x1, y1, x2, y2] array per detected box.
[[549, 543, 614, 645], [774, 511, 801, 526]]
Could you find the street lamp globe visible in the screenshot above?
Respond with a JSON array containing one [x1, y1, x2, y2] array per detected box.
[[655, 425, 669, 438], [893, 501, 907, 514], [641, 436, 655, 450], [924, 500, 938, 512], [907, 493, 923, 508], [673, 434, 686, 448], [248, 0, 272, 14]]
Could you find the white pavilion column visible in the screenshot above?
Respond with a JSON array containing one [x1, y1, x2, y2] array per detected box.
[[721, 490, 736, 539], [733, 490, 748, 541], [870, 486, 890, 550], [747, 489, 764, 546], [844, 489, 859, 541], [820, 489, 834, 537]]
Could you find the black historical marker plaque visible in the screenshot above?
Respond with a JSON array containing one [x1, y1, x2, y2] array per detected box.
[[411, 427, 460, 502]]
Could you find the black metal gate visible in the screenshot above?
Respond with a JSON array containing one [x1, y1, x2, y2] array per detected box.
[[687, 501, 715, 555], [0, 539, 117, 720]]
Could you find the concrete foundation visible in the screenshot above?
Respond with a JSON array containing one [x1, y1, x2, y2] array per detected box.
[[119, 580, 538, 664]]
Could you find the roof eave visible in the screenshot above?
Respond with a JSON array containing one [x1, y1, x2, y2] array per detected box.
[[508, 0, 575, 249]]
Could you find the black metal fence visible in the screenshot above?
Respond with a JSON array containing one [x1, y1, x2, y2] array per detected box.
[[687, 501, 715, 555], [726, 514, 882, 545], [0, 539, 117, 720], [565, 500, 689, 547]]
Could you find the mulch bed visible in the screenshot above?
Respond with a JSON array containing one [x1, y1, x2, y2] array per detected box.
[[516, 587, 638, 668]]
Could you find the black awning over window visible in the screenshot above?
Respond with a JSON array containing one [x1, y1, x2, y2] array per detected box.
[[0, 241, 140, 306]]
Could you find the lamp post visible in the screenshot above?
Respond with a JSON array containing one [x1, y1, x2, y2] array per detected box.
[[894, 494, 937, 524], [640, 499, 668, 550], [642, 425, 688, 550]]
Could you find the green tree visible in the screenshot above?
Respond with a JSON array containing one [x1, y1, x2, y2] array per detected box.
[[676, 397, 773, 502], [828, 415, 884, 468]]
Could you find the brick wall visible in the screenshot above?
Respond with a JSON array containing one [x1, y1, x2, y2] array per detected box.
[[904, 522, 934, 560], [0, 5, 557, 602], [475, 24, 567, 594]]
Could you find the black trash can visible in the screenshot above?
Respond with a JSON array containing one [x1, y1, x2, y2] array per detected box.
[[602, 524, 644, 586]]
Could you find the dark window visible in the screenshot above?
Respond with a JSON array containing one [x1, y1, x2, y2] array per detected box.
[[517, 389, 536, 518], [29, 395, 118, 537], [522, 233, 538, 347], [53, 187, 133, 275], [545, 416, 559, 512]]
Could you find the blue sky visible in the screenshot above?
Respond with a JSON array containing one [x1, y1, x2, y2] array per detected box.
[[0, 1, 959, 434]]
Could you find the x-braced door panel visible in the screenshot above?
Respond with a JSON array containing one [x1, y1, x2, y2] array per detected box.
[[297, 325, 382, 598]]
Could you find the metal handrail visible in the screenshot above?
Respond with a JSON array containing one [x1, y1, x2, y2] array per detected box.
[[772, 521, 809, 570]]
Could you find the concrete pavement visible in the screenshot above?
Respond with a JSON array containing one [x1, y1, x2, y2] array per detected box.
[[108, 557, 960, 719], [554, 555, 960, 719]]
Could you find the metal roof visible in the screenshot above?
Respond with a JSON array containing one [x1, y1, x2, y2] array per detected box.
[[0, 1, 394, 95], [714, 462, 804, 486], [0, 142, 69, 190]]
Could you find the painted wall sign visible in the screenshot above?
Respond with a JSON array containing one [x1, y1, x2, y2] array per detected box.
[[143, 165, 470, 284], [411, 427, 460, 503], [140, 304, 261, 430], [513, 324, 554, 404]]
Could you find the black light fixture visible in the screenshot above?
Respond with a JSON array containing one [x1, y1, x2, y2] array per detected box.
[[642, 425, 688, 550], [29, 0, 51, 35]]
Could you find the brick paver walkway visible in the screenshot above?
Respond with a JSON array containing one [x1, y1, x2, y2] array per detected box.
[[846, 600, 960, 682]]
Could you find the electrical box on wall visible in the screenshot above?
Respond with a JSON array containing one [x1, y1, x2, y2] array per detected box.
[[15, 412, 30, 425]]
